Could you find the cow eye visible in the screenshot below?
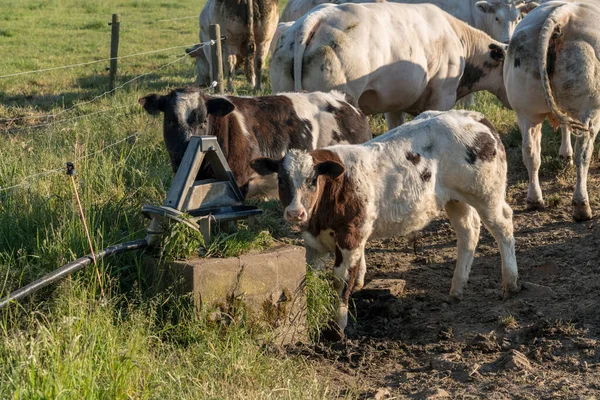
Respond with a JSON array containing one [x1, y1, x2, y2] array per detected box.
[[310, 175, 318, 187], [495, 17, 500, 22]]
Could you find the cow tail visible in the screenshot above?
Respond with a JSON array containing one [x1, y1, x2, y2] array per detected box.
[[294, 11, 323, 91], [538, 3, 587, 132]]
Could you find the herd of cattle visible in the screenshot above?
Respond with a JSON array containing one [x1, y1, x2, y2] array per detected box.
[[140, 0, 600, 333]]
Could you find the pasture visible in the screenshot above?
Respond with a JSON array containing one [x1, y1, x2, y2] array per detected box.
[[0, 0, 599, 398]]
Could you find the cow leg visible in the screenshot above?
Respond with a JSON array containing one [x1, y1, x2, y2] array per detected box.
[[333, 244, 365, 332], [518, 115, 545, 210], [226, 52, 237, 93], [445, 201, 480, 300], [572, 130, 597, 221], [559, 125, 573, 166], [475, 201, 519, 298], [254, 41, 269, 91], [354, 254, 366, 292], [384, 110, 405, 130]]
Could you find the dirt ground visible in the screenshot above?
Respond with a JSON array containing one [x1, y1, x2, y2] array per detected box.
[[289, 154, 600, 399]]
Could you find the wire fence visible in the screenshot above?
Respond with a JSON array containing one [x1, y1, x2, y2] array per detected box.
[[0, 39, 217, 125], [0, 131, 141, 196], [0, 43, 200, 80], [0, 35, 220, 196]]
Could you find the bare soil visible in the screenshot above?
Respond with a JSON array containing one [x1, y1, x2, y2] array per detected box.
[[289, 156, 600, 399]]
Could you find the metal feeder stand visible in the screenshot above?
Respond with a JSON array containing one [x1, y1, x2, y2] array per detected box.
[[143, 135, 262, 245]]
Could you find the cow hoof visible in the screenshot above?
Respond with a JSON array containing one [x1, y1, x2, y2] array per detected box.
[[526, 199, 545, 211], [559, 155, 573, 167], [447, 292, 463, 303], [572, 202, 593, 222], [502, 282, 521, 300]]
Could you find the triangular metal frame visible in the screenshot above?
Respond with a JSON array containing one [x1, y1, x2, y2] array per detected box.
[[143, 136, 262, 244]]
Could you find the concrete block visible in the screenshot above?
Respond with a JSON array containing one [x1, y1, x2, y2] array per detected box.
[[146, 245, 307, 344]]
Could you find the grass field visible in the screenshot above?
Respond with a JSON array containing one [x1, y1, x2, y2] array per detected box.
[[0, 0, 591, 398]]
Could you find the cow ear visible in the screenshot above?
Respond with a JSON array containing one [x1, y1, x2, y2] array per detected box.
[[205, 97, 235, 116], [518, 2, 539, 14], [475, 0, 495, 13], [489, 43, 506, 62], [138, 94, 166, 115], [316, 161, 345, 180], [251, 157, 280, 176]]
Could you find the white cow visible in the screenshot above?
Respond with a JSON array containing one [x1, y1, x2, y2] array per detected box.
[[271, 3, 511, 128], [251, 110, 519, 333], [191, 0, 279, 91], [281, 0, 537, 43], [504, 0, 600, 221]]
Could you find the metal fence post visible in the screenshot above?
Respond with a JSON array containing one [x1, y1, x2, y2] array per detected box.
[[108, 14, 120, 91], [209, 24, 224, 93]]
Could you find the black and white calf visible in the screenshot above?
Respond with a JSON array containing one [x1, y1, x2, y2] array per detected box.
[[139, 86, 372, 198], [252, 110, 519, 333]]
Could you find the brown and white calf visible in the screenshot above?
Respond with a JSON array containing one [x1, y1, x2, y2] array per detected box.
[[504, 1, 600, 220], [270, 3, 511, 130], [252, 110, 519, 333], [139, 87, 372, 198], [190, 0, 279, 91]]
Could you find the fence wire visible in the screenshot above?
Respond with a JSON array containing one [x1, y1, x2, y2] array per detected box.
[[1, 39, 217, 125], [0, 43, 201, 80], [0, 132, 141, 195]]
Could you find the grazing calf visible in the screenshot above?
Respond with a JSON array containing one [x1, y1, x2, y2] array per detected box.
[[271, 3, 511, 130], [504, 1, 600, 220], [139, 87, 372, 198], [191, 0, 279, 91], [252, 110, 519, 333]]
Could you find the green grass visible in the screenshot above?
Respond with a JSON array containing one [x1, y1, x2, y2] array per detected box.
[[0, 0, 592, 396], [0, 0, 340, 397]]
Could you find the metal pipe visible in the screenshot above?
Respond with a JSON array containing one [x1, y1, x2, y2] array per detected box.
[[0, 239, 148, 309]]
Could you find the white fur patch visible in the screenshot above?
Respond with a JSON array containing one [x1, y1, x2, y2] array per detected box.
[[175, 92, 200, 125]]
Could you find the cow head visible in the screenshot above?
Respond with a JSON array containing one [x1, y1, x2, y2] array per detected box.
[[474, 0, 537, 44], [138, 87, 235, 171], [251, 150, 345, 224], [459, 42, 511, 109]]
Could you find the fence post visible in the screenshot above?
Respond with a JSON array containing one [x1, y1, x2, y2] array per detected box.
[[245, 0, 255, 88], [209, 24, 224, 94], [108, 14, 121, 91]]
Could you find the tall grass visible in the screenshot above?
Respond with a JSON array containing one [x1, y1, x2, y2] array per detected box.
[[0, 0, 339, 397]]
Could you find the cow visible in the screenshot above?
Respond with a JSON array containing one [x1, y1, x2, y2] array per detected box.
[[280, 0, 538, 43], [268, 21, 295, 57], [190, 0, 279, 91], [138, 87, 372, 198], [271, 3, 511, 131], [520, 0, 594, 165], [504, 1, 600, 221], [251, 110, 519, 333]]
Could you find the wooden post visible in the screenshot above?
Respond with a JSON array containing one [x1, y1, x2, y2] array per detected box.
[[245, 0, 256, 88], [108, 14, 120, 91], [209, 24, 224, 94]]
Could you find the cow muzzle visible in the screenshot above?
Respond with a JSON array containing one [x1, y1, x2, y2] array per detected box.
[[284, 207, 307, 223]]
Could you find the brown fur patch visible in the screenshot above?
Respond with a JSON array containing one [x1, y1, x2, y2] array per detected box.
[[406, 151, 421, 165], [466, 132, 497, 164], [306, 150, 366, 250], [325, 102, 372, 144], [420, 169, 432, 183]]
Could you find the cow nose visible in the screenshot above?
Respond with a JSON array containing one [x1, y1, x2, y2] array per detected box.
[[285, 208, 307, 221]]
